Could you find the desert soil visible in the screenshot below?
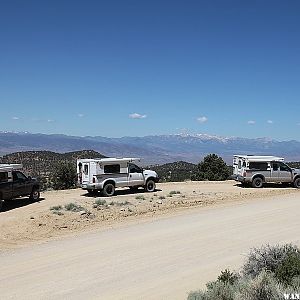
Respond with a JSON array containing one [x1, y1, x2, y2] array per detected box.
[[0, 180, 298, 250], [0, 188, 299, 299]]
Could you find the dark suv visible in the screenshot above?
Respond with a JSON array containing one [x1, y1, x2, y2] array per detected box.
[[0, 166, 40, 211]]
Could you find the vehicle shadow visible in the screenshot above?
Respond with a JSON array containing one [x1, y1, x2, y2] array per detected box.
[[83, 188, 162, 197], [1, 197, 45, 212], [234, 183, 293, 189]]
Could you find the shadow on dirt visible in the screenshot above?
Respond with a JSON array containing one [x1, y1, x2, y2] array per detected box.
[[234, 183, 293, 189], [1, 197, 45, 212], [83, 188, 162, 198]]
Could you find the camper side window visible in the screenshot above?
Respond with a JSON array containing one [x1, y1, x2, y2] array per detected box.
[[104, 164, 120, 174], [249, 162, 268, 170]]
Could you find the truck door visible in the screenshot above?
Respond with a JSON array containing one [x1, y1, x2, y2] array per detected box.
[[278, 162, 293, 182], [271, 162, 280, 181], [128, 163, 144, 186], [12, 171, 32, 197], [0, 171, 13, 200]]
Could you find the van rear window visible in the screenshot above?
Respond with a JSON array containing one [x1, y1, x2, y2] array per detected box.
[[104, 164, 120, 174], [249, 162, 268, 170]]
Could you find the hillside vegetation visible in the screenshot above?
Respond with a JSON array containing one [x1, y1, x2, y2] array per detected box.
[[0, 150, 106, 177]]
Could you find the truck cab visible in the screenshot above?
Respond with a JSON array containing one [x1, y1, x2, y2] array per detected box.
[[0, 164, 40, 211]]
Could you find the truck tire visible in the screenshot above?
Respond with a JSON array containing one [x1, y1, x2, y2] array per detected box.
[[294, 178, 300, 189], [252, 177, 263, 188], [29, 187, 40, 201], [145, 179, 156, 192], [102, 183, 115, 197]]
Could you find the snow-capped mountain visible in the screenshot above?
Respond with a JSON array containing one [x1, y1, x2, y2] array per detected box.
[[0, 131, 300, 164]]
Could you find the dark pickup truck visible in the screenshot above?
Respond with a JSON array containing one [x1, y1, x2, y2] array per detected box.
[[0, 165, 40, 211]]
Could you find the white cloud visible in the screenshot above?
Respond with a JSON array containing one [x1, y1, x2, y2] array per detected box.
[[267, 120, 273, 124], [129, 113, 147, 119], [12, 116, 20, 120], [47, 119, 54, 123], [197, 116, 208, 123], [247, 120, 256, 125], [78, 114, 84, 118]]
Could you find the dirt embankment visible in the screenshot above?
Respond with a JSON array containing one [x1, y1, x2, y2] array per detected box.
[[0, 181, 297, 250]]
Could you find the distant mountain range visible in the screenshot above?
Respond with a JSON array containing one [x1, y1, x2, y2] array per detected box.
[[1, 131, 300, 164]]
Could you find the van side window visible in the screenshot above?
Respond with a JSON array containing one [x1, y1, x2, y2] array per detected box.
[[242, 161, 246, 168], [0, 172, 8, 183], [249, 162, 268, 170], [104, 164, 120, 174], [84, 164, 88, 174]]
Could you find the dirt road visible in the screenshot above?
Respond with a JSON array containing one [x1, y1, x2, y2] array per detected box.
[[0, 181, 297, 250], [1, 191, 299, 299]]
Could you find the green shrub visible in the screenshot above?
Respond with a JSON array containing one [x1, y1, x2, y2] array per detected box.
[[242, 244, 300, 278], [135, 195, 145, 200], [159, 196, 165, 200], [51, 162, 77, 190], [275, 252, 300, 285], [235, 271, 284, 300], [64, 202, 84, 212], [217, 269, 239, 285], [50, 205, 62, 211], [95, 199, 107, 206], [191, 154, 230, 181]]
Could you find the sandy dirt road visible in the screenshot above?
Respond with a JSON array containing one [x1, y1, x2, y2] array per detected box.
[[1, 191, 300, 300], [0, 181, 297, 250]]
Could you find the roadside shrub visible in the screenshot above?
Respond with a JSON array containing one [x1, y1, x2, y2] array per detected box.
[[274, 252, 300, 285], [95, 199, 107, 206], [50, 205, 63, 211], [188, 280, 238, 300], [187, 244, 300, 300], [64, 202, 84, 212], [235, 271, 284, 300], [159, 196, 165, 200], [51, 162, 77, 190], [135, 195, 145, 200], [191, 154, 230, 181], [217, 269, 239, 285], [242, 244, 300, 278]]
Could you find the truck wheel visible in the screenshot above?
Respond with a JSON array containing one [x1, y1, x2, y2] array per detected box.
[[252, 177, 263, 188], [29, 188, 40, 201], [102, 183, 115, 197], [145, 179, 156, 192], [294, 178, 300, 189]]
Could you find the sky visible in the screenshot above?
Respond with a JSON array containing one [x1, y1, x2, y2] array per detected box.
[[0, 0, 300, 140]]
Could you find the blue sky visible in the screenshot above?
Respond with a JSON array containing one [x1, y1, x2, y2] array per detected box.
[[0, 0, 300, 140]]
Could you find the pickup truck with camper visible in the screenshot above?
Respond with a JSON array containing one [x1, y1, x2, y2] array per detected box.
[[233, 155, 300, 188], [77, 157, 159, 196], [0, 164, 40, 211]]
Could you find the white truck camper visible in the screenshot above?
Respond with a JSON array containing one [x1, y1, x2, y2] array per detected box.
[[233, 155, 300, 188], [77, 157, 159, 196]]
